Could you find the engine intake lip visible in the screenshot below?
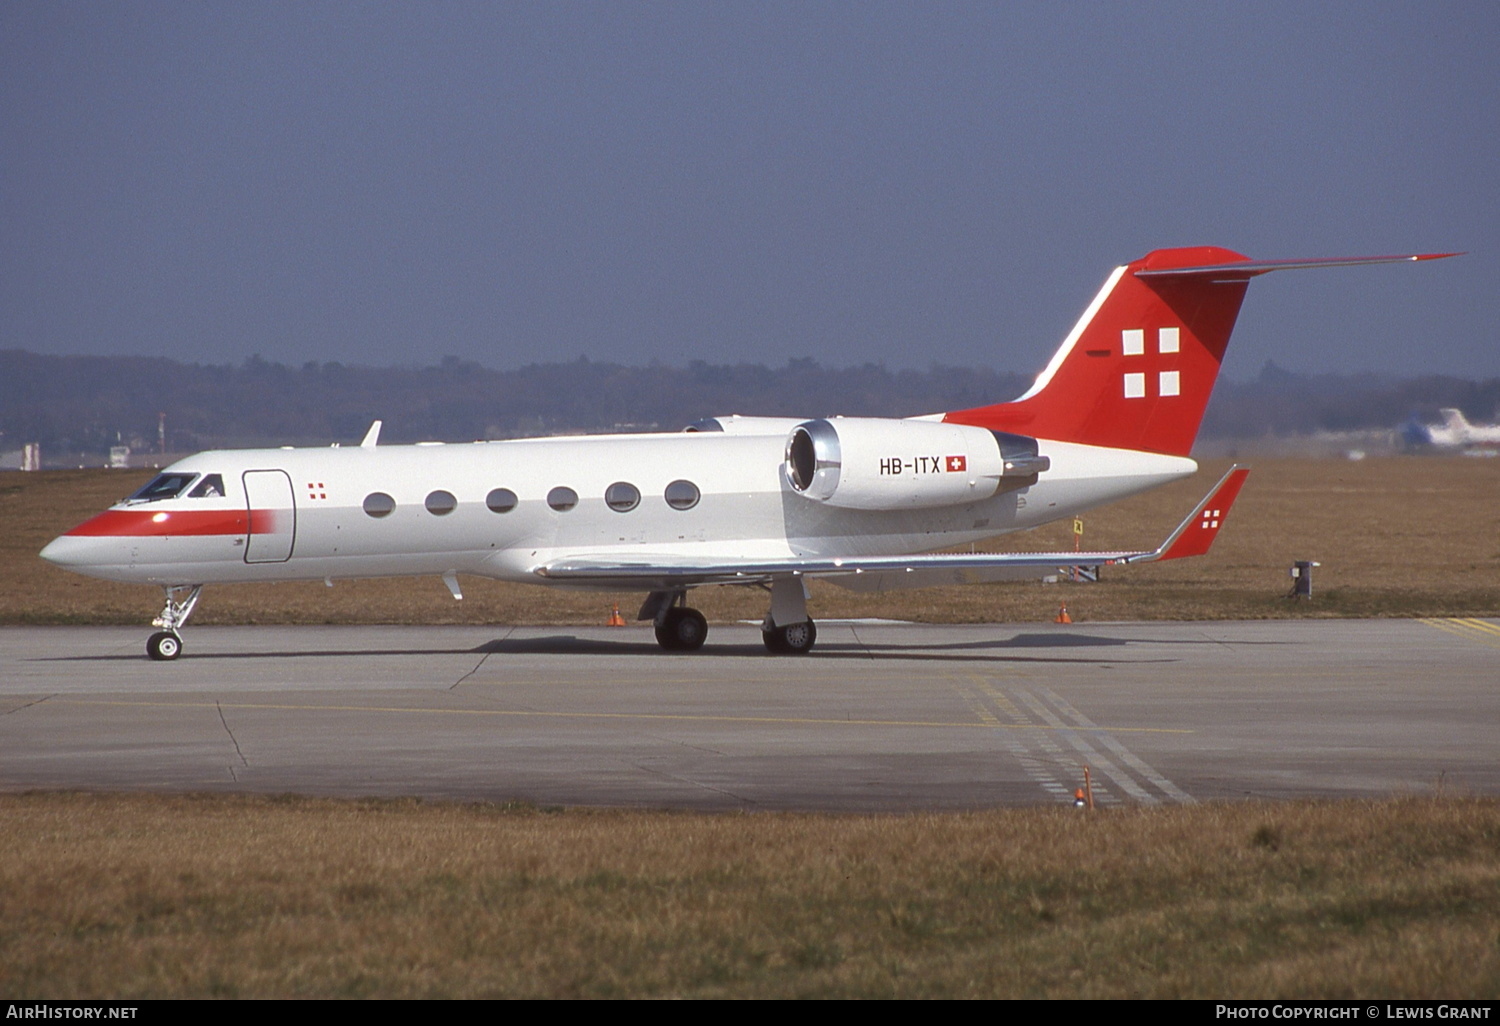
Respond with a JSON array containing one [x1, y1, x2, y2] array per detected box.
[[786, 420, 842, 495]]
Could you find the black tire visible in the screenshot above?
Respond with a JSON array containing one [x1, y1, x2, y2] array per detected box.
[[146, 631, 181, 661], [655, 608, 708, 652], [764, 619, 816, 655]]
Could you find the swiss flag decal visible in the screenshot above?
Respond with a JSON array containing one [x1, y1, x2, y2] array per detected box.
[[946, 455, 966, 473]]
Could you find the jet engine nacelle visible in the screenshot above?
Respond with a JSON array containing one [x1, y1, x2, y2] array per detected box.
[[784, 417, 1048, 510]]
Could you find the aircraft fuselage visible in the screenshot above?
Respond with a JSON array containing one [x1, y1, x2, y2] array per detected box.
[[41, 431, 1194, 589]]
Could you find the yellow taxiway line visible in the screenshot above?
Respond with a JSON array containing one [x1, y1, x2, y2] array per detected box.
[[51, 697, 1193, 734]]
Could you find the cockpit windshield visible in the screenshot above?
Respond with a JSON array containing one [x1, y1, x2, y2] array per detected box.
[[187, 474, 225, 498], [126, 473, 200, 503]]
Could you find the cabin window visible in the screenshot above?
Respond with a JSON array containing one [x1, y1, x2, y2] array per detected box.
[[664, 479, 700, 511], [486, 488, 518, 514], [425, 490, 458, 516], [547, 486, 578, 512], [605, 481, 640, 512], [187, 474, 225, 498], [363, 492, 396, 518], [127, 473, 198, 502]]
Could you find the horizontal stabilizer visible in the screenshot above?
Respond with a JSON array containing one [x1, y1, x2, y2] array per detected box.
[[1136, 252, 1460, 280]]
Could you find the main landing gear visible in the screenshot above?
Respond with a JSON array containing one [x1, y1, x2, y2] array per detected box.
[[145, 584, 203, 661], [762, 618, 817, 654], [642, 578, 820, 655], [655, 606, 709, 651], [759, 576, 817, 655], [644, 590, 709, 651]]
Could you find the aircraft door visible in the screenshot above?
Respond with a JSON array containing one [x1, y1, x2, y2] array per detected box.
[[243, 470, 296, 563]]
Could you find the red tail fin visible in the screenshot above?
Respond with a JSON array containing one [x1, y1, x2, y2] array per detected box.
[[943, 247, 1458, 457], [945, 246, 1251, 456]]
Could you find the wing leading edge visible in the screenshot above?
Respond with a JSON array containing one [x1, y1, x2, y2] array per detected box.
[[534, 466, 1250, 591]]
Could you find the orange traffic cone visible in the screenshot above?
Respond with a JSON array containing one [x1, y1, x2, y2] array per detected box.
[[1073, 788, 1087, 809], [1055, 602, 1072, 624], [606, 603, 626, 627]]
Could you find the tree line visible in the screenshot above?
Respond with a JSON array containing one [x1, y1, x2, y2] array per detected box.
[[2, 349, 1497, 456]]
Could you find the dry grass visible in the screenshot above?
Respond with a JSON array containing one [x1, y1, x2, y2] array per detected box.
[[4, 456, 1499, 626], [10, 464, 1496, 999], [1, 792, 1496, 998]]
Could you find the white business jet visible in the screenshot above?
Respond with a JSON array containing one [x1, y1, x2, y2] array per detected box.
[[41, 246, 1454, 660], [1404, 408, 1500, 450]]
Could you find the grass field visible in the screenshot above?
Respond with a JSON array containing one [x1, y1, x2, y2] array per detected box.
[[5, 456, 1500, 627], [6, 458, 1498, 998], [2, 792, 1497, 999]]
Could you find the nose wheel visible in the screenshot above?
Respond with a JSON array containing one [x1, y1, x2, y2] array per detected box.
[[146, 631, 182, 661], [145, 584, 202, 661]]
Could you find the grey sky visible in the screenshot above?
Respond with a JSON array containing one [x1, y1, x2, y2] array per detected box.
[[3, 2, 1495, 383]]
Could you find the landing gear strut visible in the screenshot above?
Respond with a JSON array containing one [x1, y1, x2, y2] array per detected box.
[[146, 584, 202, 661], [761, 576, 817, 655]]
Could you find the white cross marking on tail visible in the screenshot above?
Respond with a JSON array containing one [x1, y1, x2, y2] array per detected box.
[[1121, 328, 1182, 399], [1201, 508, 1220, 529]]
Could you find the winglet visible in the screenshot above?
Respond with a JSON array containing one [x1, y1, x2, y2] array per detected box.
[[1123, 465, 1250, 563], [360, 420, 383, 448]]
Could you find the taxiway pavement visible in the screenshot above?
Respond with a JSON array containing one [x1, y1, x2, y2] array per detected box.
[[2, 620, 1496, 810]]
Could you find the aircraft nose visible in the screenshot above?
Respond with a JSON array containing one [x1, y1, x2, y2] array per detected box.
[[39, 534, 90, 568], [40, 533, 133, 575]]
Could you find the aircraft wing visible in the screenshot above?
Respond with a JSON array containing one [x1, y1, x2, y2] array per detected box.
[[534, 466, 1250, 592]]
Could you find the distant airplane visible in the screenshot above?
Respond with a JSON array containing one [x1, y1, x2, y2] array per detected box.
[[1402, 408, 1500, 450], [40, 246, 1455, 660]]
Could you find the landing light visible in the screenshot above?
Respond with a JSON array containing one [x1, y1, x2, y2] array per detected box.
[[151, 512, 169, 523]]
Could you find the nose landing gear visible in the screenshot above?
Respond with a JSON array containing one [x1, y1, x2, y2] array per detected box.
[[146, 584, 203, 661], [146, 631, 182, 661]]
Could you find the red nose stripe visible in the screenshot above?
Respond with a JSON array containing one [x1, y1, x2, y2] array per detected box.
[[64, 509, 278, 537]]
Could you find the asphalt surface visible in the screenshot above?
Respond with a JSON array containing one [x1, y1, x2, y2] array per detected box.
[[2, 619, 1497, 810]]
